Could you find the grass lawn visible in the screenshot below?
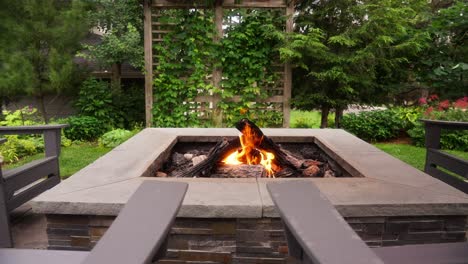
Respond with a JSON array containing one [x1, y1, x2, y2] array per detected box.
[[374, 143, 468, 171], [290, 110, 335, 128], [4, 142, 111, 178]]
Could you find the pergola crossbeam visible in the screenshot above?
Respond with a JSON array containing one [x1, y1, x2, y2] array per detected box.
[[151, 0, 287, 8]]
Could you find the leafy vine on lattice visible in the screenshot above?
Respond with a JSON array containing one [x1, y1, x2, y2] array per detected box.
[[153, 9, 284, 127]]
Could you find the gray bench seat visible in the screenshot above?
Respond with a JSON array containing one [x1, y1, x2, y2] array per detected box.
[[0, 180, 188, 264], [267, 181, 468, 264], [267, 180, 383, 264], [373, 242, 468, 264]]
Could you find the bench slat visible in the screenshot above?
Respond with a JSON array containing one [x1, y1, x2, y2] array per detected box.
[[3, 156, 58, 190], [82, 181, 188, 264], [426, 149, 468, 179], [7, 176, 60, 211], [267, 181, 384, 264]]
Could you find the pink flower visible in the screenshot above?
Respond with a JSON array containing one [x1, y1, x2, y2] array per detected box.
[[418, 97, 427, 105], [429, 94, 439, 101], [438, 99, 450, 110], [424, 106, 434, 116], [454, 98, 468, 109]]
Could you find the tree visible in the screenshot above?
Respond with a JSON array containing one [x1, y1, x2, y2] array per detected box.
[[281, 0, 430, 127], [82, 0, 143, 93], [0, 0, 91, 123], [416, 0, 467, 99]]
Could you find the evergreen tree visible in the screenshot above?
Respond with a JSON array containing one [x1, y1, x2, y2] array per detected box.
[[417, 0, 467, 99], [0, 0, 91, 123], [282, 0, 430, 127]]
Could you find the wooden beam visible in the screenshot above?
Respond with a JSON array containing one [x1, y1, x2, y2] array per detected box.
[[152, 0, 287, 8], [223, 0, 286, 8], [283, 0, 293, 128], [144, 0, 153, 127], [152, 0, 209, 8], [194, 95, 284, 103]]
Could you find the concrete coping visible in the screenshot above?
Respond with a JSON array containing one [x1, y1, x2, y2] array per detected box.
[[32, 128, 468, 218]]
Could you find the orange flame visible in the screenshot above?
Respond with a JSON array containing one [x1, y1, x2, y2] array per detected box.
[[222, 124, 276, 177]]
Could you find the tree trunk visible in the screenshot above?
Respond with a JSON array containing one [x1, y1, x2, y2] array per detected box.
[[111, 63, 122, 94], [37, 94, 49, 124], [335, 107, 344, 128], [320, 105, 329, 128]]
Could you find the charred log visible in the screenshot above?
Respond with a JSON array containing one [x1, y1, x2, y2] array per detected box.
[[212, 164, 266, 178], [171, 137, 240, 177]]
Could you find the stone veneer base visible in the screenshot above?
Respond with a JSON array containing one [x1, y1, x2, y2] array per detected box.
[[46, 214, 467, 264]]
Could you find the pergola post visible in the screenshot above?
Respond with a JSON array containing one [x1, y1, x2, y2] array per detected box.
[[283, 0, 294, 128], [144, 0, 153, 127]]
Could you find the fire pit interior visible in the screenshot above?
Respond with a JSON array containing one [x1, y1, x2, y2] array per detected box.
[[158, 119, 352, 178]]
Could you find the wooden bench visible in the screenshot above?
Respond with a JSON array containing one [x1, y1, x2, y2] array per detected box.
[[0, 125, 67, 248], [0, 180, 188, 264], [267, 181, 383, 264], [421, 119, 468, 193], [267, 181, 468, 264]]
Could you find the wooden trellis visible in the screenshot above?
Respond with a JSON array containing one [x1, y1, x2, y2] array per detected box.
[[143, 0, 294, 127]]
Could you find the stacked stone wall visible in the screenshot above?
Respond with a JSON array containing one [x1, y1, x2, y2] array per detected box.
[[46, 215, 468, 263]]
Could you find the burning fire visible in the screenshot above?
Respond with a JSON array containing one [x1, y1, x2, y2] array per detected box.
[[222, 123, 277, 177]]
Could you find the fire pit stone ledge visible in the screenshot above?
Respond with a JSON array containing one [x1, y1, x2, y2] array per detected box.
[[30, 128, 468, 256]]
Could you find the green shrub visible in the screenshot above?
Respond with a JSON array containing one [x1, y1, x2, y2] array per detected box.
[[64, 116, 108, 141], [75, 78, 122, 126], [0, 135, 43, 163], [113, 84, 145, 128], [0, 107, 42, 126], [98, 129, 135, 148], [0, 107, 45, 163], [76, 78, 145, 129], [341, 109, 406, 142], [408, 108, 468, 151]]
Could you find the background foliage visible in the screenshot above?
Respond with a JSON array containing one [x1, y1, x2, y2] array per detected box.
[[0, 0, 91, 123], [283, 0, 430, 128], [153, 9, 284, 128], [153, 9, 217, 127]]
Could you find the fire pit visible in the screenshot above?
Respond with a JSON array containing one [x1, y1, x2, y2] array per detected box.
[[162, 119, 350, 178], [31, 127, 468, 263]]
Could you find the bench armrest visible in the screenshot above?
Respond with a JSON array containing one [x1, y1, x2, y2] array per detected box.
[[267, 181, 383, 264], [0, 125, 68, 157], [82, 180, 188, 264]]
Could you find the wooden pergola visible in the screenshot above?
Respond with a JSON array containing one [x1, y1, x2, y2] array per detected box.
[[143, 0, 294, 127]]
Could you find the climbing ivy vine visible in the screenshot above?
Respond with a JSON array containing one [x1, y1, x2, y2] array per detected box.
[[153, 9, 284, 127], [217, 9, 284, 127], [153, 9, 218, 127]]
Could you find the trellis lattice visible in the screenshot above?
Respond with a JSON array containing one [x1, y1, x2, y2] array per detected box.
[[144, 0, 293, 127]]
